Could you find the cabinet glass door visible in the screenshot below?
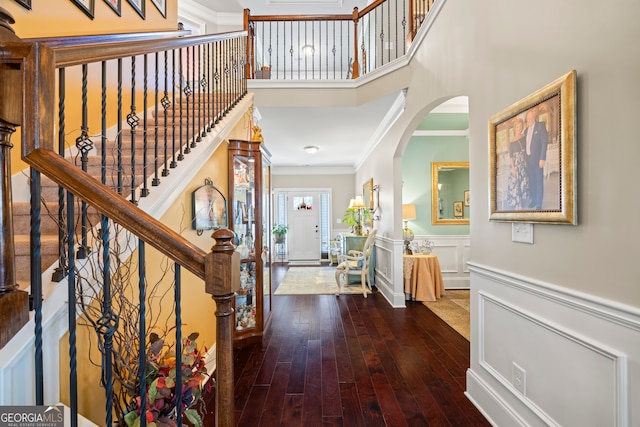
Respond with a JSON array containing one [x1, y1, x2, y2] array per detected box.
[[233, 155, 257, 332], [262, 158, 271, 319]]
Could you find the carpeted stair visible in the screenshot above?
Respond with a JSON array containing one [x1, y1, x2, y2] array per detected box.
[[12, 95, 209, 289]]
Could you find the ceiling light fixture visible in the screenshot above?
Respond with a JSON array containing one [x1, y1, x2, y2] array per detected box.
[[304, 145, 319, 154], [301, 44, 315, 56]]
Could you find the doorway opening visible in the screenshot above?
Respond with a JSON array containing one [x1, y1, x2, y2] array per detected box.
[[273, 189, 331, 263]]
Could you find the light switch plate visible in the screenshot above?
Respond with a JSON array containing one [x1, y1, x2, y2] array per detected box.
[[512, 223, 533, 244]]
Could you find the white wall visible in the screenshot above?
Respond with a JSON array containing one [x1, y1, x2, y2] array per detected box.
[[355, 0, 640, 425]]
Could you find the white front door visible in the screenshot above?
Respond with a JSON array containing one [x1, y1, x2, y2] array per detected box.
[[287, 192, 321, 261]]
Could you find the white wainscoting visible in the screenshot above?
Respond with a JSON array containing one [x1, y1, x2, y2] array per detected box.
[[370, 234, 469, 307], [466, 262, 639, 427], [371, 235, 407, 308], [414, 235, 470, 289]]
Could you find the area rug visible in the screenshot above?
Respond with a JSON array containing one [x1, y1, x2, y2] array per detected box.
[[274, 266, 371, 296], [422, 290, 470, 341]]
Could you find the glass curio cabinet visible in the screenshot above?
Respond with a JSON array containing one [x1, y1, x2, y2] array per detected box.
[[228, 139, 272, 346]]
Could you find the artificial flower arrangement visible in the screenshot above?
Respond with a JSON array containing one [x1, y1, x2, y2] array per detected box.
[[124, 331, 209, 427]]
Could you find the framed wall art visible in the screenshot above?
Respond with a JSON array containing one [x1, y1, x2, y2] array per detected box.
[[151, 0, 166, 18], [127, 0, 145, 19], [71, 0, 95, 19], [14, 0, 32, 10], [104, 0, 121, 16], [464, 190, 470, 207], [453, 201, 464, 218], [489, 70, 577, 224], [192, 180, 227, 235]]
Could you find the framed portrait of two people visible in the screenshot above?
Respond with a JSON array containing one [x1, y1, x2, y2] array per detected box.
[[489, 70, 577, 225]]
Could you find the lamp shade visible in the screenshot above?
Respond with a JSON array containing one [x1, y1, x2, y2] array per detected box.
[[402, 204, 416, 220], [351, 195, 366, 209]]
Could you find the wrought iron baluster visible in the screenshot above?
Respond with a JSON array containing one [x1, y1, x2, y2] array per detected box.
[[206, 43, 212, 132], [191, 44, 197, 146], [141, 54, 150, 197], [52, 68, 68, 282], [183, 46, 192, 155], [178, 47, 185, 161], [170, 50, 177, 168], [402, 0, 407, 56], [174, 263, 183, 425], [289, 21, 294, 80], [117, 59, 123, 195], [223, 40, 230, 117], [205, 43, 211, 132], [214, 41, 220, 124], [152, 52, 161, 186], [101, 61, 108, 188], [137, 239, 147, 427], [67, 190, 78, 427], [198, 44, 205, 141], [127, 56, 140, 204], [30, 168, 43, 404], [76, 63, 93, 259], [98, 59, 117, 427], [161, 51, 170, 177], [268, 22, 273, 79]]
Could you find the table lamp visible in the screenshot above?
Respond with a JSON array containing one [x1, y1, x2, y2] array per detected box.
[[351, 195, 366, 235], [402, 203, 416, 254]]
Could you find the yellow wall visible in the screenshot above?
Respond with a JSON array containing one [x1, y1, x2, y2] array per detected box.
[[5, 0, 179, 39]]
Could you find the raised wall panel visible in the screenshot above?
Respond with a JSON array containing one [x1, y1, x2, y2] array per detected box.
[[479, 293, 625, 427], [467, 263, 637, 427]]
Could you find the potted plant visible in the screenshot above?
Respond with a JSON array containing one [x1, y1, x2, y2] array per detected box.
[[343, 207, 371, 235], [123, 331, 209, 427], [272, 224, 289, 243]]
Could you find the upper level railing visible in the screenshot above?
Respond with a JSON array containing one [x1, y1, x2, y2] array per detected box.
[[244, 0, 437, 80], [0, 7, 243, 426]]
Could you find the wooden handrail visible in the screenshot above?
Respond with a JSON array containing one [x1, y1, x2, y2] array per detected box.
[[247, 14, 353, 22], [358, 0, 387, 17], [23, 149, 208, 279], [44, 30, 247, 68]]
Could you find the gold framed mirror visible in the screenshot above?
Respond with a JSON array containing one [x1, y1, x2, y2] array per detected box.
[[431, 162, 470, 225], [362, 178, 374, 210]]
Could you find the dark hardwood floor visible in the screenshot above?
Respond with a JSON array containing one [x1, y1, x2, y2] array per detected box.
[[202, 264, 489, 426]]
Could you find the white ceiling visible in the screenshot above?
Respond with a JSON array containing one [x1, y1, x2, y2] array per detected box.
[[254, 91, 401, 170]]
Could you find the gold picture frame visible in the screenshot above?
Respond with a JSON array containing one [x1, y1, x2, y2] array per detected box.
[[362, 178, 374, 210], [489, 70, 577, 224], [453, 201, 464, 218]]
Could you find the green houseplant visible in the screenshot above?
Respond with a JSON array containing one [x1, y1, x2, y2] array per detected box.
[[343, 207, 371, 235], [272, 224, 289, 243]]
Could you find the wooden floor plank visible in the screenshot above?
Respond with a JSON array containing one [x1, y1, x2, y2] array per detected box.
[[258, 362, 291, 427]]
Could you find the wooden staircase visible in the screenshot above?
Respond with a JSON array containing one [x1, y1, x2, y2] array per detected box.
[[11, 95, 210, 288]]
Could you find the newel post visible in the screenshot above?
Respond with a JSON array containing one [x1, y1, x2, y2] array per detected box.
[[351, 7, 360, 79], [0, 7, 29, 349], [243, 9, 253, 79], [205, 228, 239, 427]]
